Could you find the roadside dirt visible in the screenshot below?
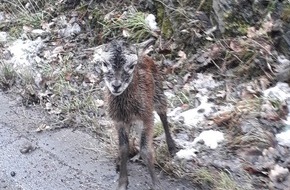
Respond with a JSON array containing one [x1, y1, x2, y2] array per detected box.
[[0, 92, 195, 190]]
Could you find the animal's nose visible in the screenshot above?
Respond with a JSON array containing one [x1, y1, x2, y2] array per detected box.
[[112, 81, 121, 90]]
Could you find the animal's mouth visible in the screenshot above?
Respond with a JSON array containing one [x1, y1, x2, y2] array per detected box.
[[111, 89, 123, 96], [107, 83, 127, 96]]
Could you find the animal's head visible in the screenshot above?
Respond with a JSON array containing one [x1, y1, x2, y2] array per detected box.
[[93, 41, 138, 96]]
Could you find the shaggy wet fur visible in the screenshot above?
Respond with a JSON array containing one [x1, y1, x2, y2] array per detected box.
[[98, 41, 176, 190]]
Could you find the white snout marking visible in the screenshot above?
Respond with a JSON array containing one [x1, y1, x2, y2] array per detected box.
[[106, 81, 130, 96]]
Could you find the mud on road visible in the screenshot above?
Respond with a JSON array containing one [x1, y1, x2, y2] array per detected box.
[[0, 92, 194, 190]]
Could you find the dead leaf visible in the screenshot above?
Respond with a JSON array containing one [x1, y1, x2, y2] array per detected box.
[[230, 40, 243, 53], [36, 124, 51, 132], [52, 46, 64, 55], [262, 20, 273, 33], [178, 50, 187, 60], [95, 99, 104, 107], [172, 51, 187, 70], [247, 27, 257, 38], [65, 73, 72, 81], [211, 110, 234, 126], [84, 73, 98, 83]]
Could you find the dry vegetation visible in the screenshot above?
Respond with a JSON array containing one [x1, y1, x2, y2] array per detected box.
[[1, 0, 290, 189]]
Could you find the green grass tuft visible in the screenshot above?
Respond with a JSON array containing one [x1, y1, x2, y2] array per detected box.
[[101, 10, 152, 42]]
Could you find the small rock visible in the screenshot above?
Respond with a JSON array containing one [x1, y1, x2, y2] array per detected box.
[[262, 147, 277, 157], [176, 133, 189, 141], [191, 73, 221, 91], [60, 23, 81, 37], [196, 55, 206, 63], [276, 129, 290, 147], [31, 29, 48, 38], [20, 142, 35, 154], [269, 164, 289, 182], [10, 171, 16, 177]]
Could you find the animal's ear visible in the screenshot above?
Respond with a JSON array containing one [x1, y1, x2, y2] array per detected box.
[[132, 38, 155, 56], [92, 43, 111, 64], [125, 54, 138, 65], [128, 44, 138, 55]]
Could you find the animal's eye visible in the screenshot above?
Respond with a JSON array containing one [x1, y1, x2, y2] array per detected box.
[[101, 62, 111, 73], [103, 62, 108, 68], [129, 64, 135, 70]]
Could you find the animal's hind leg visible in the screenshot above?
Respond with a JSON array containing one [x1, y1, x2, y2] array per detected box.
[[154, 94, 176, 156], [140, 118, 158, 188], [158, 111, 176, 156]]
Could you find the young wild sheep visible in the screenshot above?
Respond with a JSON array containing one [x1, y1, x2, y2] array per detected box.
[[93, 40, 176, 190]]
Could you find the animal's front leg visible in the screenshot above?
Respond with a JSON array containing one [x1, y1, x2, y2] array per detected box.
[[116, 123, 129, 190], [158, 112, 176, 156]]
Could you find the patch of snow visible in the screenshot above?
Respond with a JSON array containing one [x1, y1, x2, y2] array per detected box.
[[276, 129, 290, 147], [164, 91, 175, 99], [176, 95, 214, 128], [169, 73, 221, 128], [168, 107, 182, 118], [263, 82, 290, 102], [122, 29, 131, 37], [0, 12, 5, 21], [269, 164, 289, 182], [277, 55, 290, 65], [0, 32, 8, 42], [176, 148, 197, 160], [282, 117, 290, 126], [174, 130, 224, 160], [193, 130, 224, 149], [7, 37, 45, 72], [34, 73, 42, 87], [174, 138, 194, 149], [31, 29, 47, 36], [145, 14, 159, 32], [153, 111, 161, 123]]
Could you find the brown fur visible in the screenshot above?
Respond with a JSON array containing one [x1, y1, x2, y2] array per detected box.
[[106, 55, 176, 190]]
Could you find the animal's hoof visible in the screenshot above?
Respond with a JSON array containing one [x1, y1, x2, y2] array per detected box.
[[168, 146, 177, 157], [115, 157, 121, 172], [117, 184, 127, 190], [151, 180, 162, 190], [117, 177, 128, 190]]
